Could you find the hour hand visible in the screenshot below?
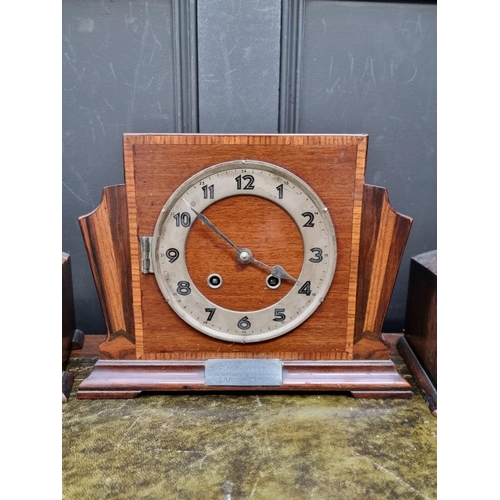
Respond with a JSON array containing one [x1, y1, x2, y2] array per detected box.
[[270, 264, 300, 283], [250, 258, 300, 283]]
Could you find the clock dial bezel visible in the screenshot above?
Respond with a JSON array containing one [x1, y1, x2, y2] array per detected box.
[[151, 159, 337, 343]]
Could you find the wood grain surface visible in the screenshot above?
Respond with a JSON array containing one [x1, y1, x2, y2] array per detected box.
[[353, 185, 413, 358], [185, 196, 302, 312], [79, 185, 136, 359]]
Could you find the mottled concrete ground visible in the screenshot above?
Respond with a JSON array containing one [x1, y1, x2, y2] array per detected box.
[[63, 357, 436, 500]]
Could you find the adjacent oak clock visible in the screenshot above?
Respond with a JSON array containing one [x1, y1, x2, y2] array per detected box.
[[77, 134, 413, 399]]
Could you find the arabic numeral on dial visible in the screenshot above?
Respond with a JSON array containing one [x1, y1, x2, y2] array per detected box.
[[173, 212, 191, 227], [166, 248, 179, 263], [237, 316, 251, 330], [309, 247, 323, 263], [176, 281, 191, 296], [202, 184, 214, 199], [298, 281, 312, 296], [301, 212, 315, 227], [276, 183, 284, 199], [235, 174, 255, 190], [273, 308, 286, 322], [205, 308, 216, 322]]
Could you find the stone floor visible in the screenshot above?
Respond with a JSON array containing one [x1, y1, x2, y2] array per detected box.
[[62, 355, 436, 500]]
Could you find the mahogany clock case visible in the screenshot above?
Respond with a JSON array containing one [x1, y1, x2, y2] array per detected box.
[[78, 134, 413, 398]]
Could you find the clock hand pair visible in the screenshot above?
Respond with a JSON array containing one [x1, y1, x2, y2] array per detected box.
[[187, 203, 299, 283]]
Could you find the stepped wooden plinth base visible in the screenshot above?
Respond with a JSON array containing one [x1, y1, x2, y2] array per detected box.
[[77, 359, 412, 399]]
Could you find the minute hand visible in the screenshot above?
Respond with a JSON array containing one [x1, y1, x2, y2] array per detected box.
[[189, 206, 242, 253]]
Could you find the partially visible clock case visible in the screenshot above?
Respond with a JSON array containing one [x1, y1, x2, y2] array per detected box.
[[77, 134, 413, 399]]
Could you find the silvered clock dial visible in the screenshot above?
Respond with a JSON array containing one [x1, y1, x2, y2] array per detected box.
[[151, 159, 337, 343]]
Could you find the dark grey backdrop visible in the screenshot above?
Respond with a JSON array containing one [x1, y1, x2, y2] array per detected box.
[[62, 0, 436, 334]]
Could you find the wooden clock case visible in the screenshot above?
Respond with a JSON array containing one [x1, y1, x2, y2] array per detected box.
[[77, 134, 412, 399]]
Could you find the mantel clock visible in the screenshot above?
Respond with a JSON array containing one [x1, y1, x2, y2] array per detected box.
[[77, 134, 413, 399]]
